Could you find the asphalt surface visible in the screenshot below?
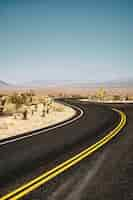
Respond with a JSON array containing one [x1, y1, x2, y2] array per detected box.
[[1, 100, 132, 200]]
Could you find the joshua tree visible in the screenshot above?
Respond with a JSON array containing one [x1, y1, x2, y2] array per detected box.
[[22, 109, 28, 120], [18, 104, 28, 120], [0, 106, 4, 116], [1, 96, 7, 106], [125, 95, 129, 101], [41, 102, 46, 117], [42, 108, 45, 117], [10, 93, 23, 111], [21, 93, 28, 104], [5, 93, 28, 118], [46, 98, 52, 114]]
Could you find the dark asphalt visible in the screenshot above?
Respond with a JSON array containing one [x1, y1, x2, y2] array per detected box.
[[1, 100, 132, 200]]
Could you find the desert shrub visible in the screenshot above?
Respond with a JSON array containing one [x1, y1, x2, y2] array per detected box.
[[3, 103, 16, 114], [113, 95, 121, 101], [31, 96, 40, 105], [54, 104, 65, 112], [26, 90, 35, 97], [96, 88, 106, 100], [128, 96, 133, 100]]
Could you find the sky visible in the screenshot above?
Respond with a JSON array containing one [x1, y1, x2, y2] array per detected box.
[[0, 0, 132, 84]]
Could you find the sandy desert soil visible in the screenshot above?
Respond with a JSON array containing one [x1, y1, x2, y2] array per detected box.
[[0, 103, 75, 140]]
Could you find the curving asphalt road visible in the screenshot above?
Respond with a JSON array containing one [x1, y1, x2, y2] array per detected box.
[[1, 100, 132, 200]]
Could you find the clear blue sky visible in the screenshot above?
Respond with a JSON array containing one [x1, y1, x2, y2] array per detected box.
[[0, 0, 132, 84]]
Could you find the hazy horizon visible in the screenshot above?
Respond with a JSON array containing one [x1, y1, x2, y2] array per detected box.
[[1, 77, 133, 88], [0, 0, 132, 84]]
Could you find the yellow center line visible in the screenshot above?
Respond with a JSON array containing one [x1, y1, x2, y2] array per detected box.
[[0, 108, 126, 200]]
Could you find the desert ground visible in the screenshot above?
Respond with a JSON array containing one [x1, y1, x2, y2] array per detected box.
[[0, 102, 75, 140], [0, 86, 132, 140], [0, 86, 133, 97]]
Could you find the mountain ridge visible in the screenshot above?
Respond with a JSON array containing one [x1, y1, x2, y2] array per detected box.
[[22, 79, 133, 88], [0, 80, 9, 87]]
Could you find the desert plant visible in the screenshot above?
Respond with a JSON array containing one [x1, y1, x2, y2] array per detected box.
[[42, 107, 46, 117], [22, 109, 28, 120], [0, 106, 4, 116], [125, 95, 129, 101], [113, 95, 121, 101], [54, 104, 65, 112], [1, 96, 7, 106], [18, 105, 28, 120], [9, 93, 23, 110], [96, 88, 106, 101], [3, 103, 17, 114], [21, 93, 28, 104]]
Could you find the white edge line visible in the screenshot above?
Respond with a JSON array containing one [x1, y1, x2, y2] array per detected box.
[[0, 103, 84, 146]]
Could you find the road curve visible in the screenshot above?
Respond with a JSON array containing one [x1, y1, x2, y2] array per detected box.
[[0, 102, 83, 146], [0, 100, 126, 199]]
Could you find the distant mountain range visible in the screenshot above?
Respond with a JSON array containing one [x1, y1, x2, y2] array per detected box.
[[23, 80, 82, 87], [0, 80, 9, 87], [23, 79, 133, 88], [0, 79, 133, 89], [98, 79, 133, 88]]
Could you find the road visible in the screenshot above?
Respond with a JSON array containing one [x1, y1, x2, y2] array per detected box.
[[1, 100, 133, 200]]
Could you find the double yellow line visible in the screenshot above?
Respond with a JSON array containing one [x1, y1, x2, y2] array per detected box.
[[0, 108, 126, 200]]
